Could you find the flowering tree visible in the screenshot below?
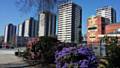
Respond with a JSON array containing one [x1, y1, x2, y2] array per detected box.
[[55, 47, 98, 68], [23, 36, 60, 64]]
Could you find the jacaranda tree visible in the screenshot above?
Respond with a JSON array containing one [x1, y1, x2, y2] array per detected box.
[[55, 46, 98, 68]]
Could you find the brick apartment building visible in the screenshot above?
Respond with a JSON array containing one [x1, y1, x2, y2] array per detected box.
[[87, 15, 120, 46], [87, 16, 109, 46]]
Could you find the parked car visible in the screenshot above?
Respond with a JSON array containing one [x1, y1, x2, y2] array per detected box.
[[0, 45, 2, 48]]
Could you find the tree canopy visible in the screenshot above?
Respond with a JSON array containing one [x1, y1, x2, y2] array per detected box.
[[102, 36, 120, 67], [23, 36, 60, 64]]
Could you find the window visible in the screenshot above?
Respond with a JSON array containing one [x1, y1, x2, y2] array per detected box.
[[89, 36, 95, 38], [88, 26, 97, 30]]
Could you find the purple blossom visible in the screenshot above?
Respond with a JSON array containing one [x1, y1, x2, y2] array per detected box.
[[55, 46, 98, 68]]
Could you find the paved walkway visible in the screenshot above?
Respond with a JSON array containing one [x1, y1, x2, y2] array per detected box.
[[0, 49, 29, 68]]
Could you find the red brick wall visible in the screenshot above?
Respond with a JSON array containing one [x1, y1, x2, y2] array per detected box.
[[87, 16, 102, 45], [87, 16, 105, 46], [105, 23, 120, 34]]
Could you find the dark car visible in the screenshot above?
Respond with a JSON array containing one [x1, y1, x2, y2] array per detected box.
[[0, 45, 2, 48]]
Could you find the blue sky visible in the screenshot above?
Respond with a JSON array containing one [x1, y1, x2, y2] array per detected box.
[[0, 0, 120, 36]]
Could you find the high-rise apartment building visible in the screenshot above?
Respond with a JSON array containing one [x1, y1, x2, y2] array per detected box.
[[57, 2, 82, 43], [17, 17, 38, 47], [38, 11, 56, 37], [4, 24, 16, 45], [18, 24, 22, 36], [24, 17, 37, 37], [96, 6, 116, 23], [18, 22, 25, 37]]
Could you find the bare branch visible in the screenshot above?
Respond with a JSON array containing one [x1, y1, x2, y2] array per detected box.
[[16, 0, 71, 14]]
